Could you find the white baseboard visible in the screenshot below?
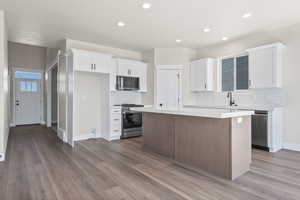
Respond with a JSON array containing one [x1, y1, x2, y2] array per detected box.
[[74, 133, 97, 141], [102, 134, 120, 141], [57, 128, 66, 142], [9, 123, 15, 127], [283, 143, 300, 152], [40, 121, 46, 125], [109, 135, 121, 141]]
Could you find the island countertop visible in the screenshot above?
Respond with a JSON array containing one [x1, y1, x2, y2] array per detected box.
[[131, 106, 254, 119]]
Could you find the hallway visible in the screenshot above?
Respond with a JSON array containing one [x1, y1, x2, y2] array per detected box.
[[1, 126, 300, 200]]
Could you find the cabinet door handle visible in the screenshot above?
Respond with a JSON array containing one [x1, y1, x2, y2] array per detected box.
[[113, 119, 120, 121], [248, 80, 252, 87], [94, 64, 96, 70], [91, 64, 93, 70], [205, 83, 207, 89]]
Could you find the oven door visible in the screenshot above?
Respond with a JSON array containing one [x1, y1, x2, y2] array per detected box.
[[122, 111, 142, 130]]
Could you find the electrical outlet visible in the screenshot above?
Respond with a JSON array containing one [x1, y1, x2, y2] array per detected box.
[[91, 128, 96, 135]]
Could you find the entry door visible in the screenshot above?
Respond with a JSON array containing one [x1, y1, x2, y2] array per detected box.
[[157, 69, 181, 110], [15, 79, 41, 125]]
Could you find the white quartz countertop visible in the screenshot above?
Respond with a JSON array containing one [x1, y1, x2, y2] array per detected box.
[[131, 106, 254, 119], [184, 104, 283, 111]]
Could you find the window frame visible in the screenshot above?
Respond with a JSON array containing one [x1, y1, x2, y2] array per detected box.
[[219, 52, 249, 92]]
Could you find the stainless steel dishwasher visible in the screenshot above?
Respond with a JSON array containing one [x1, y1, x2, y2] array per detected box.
[[252, 110, 269, 151]]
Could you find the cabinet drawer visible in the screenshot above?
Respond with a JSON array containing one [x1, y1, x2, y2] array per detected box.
[[111, 112, 121, 119], [111, 109, 121, 113], [111, 129, 121, 136], [111, 117, 121, 123]]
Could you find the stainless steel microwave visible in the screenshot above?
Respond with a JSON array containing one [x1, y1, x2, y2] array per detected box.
[[116, 76, 140, 91]]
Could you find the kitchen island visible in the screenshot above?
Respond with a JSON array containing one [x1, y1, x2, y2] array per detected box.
[[131, 107, 254, 180]]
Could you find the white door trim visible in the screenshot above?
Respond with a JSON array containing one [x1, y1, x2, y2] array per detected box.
[[46, 63, 59, 128], [11, 67, 44, 126]]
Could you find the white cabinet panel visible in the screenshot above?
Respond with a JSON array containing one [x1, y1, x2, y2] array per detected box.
[[73, 49, 95, 72], [72, 48, 112, 74], [93, 53, 111, 73], [137, 63, 147, 92], [117, 59, 140, 77], [190, 58, 215, 91], [247, 43, 284, 89]]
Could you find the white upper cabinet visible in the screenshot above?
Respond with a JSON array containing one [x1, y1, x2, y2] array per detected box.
[[72, 48, 112, 74], [190, 58, 215, 91], [247, 43, 284, 89], [117, 59, 140, 77], [114, 59, 147, 92]]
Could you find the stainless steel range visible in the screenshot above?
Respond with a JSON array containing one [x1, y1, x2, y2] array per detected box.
[[118, 104, 144, 139]]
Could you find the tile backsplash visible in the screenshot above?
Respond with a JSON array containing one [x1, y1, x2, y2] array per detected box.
[[111, 91, 142, 105], [195, 88, 283, 108]]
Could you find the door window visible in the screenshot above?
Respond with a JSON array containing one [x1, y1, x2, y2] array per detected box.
[[20, 80, 38, 92], [15, 71, 42, 79]]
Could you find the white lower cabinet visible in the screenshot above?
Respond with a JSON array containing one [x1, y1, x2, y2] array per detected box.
[[108, 107, 122, 141]]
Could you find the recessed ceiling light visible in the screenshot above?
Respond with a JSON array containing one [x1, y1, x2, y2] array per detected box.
[[242, 12, 252, 18], [203, 28, 211, 32], [117, 21, 125, 27], [176, 39, 182, 43], [222, 37, 228, 41], [142, 2, 152, 9]]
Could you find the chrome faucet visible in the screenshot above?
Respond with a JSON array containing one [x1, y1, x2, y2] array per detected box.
[[227, 92, 237, 107]]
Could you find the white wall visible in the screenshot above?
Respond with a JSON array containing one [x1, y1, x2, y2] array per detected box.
[[196, 23, 300, 148], [74, 72, 103, 139], [0, 10, 9, 161]]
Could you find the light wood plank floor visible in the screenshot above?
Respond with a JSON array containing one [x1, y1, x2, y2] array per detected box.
[[1, 125, 300, 200]]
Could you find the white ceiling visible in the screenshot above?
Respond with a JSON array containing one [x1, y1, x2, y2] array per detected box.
[[1, 0, 300, 51]]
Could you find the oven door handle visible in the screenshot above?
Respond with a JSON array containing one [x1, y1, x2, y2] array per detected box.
[[123, 111, 141, 114]]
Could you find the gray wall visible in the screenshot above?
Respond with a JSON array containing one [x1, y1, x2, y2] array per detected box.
[[8, 42, 46, 69]]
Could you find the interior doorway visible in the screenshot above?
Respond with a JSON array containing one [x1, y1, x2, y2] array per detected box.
[[13, 69, 43, 126], [51, 65, 58, 132]]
